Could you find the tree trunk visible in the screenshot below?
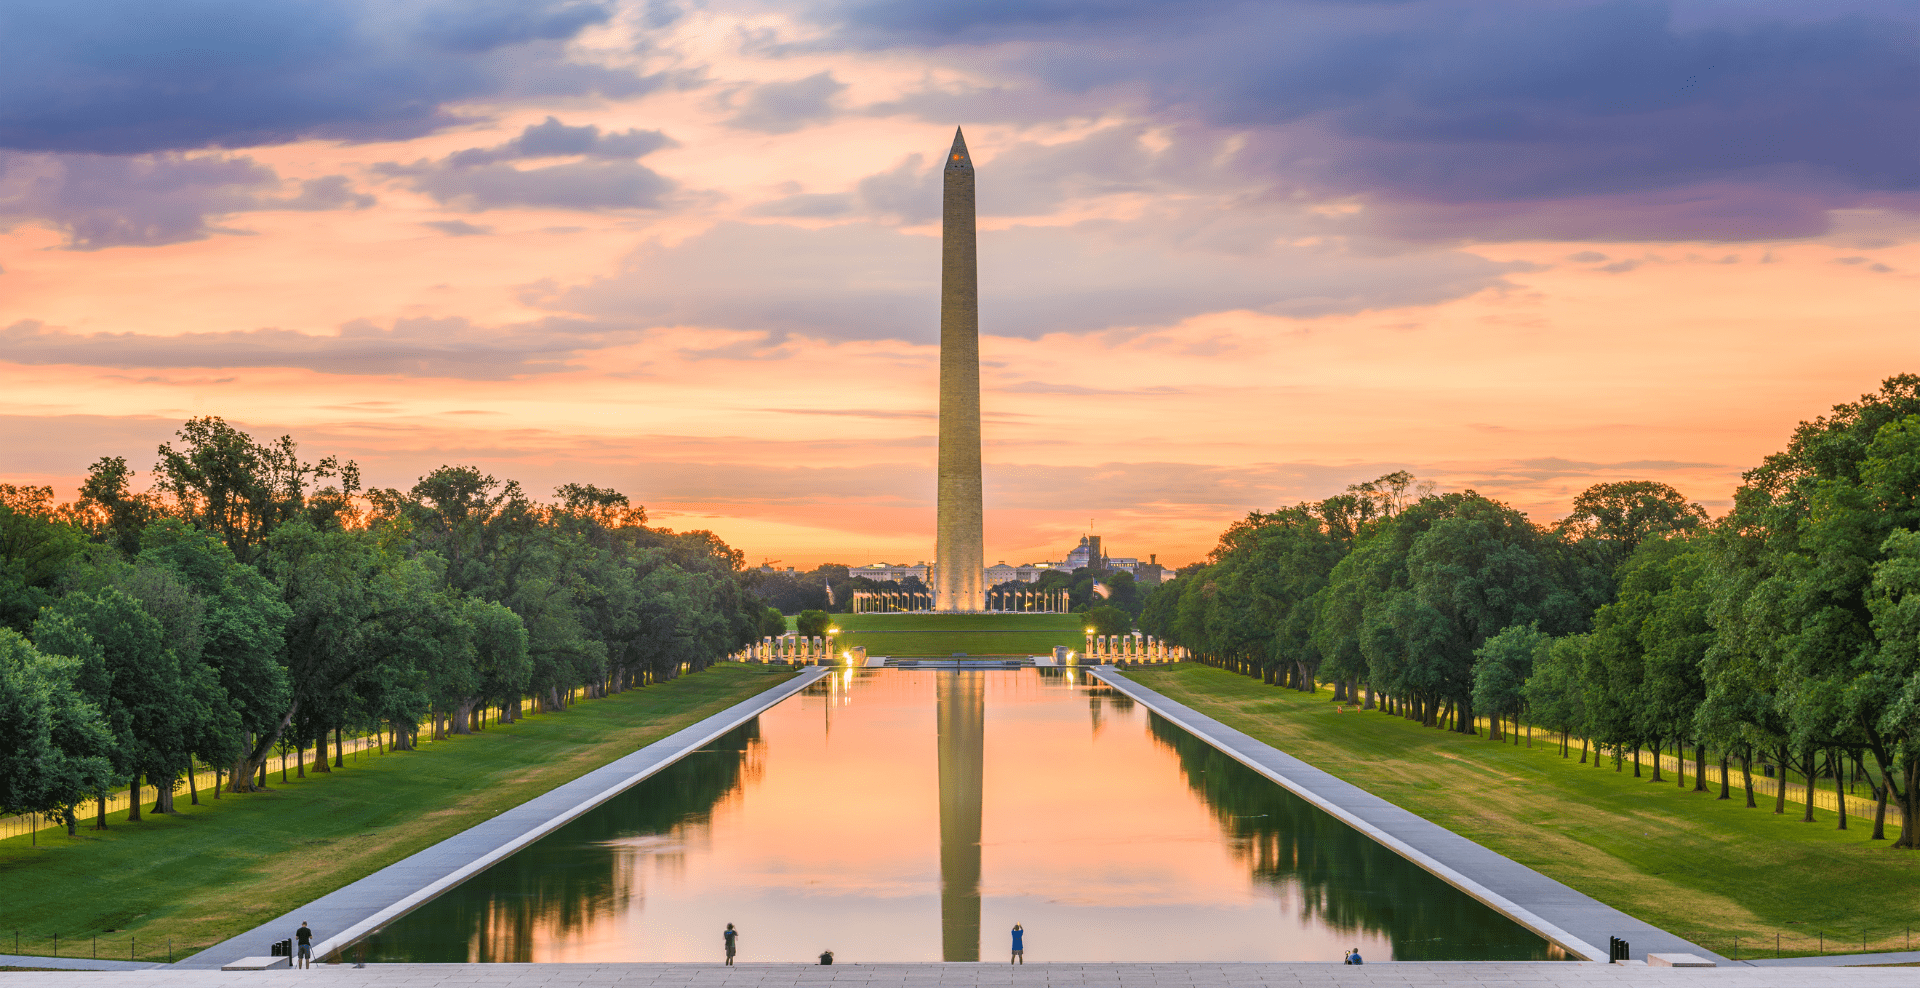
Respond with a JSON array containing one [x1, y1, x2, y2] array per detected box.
[[296, 741, 305, 779], [1802, 750, 1817, 823], [189, 765, 200, 805], [454, 699, 474, 735], [335, 727, 345, 768], [214, 767, 222, 799], [1718, 754, 1730, 799], [1488, 712, 1503, 742], [313, 732, 330, 773], [154, 775, 175, 814], [1648, 741, 1661, 782], [1695, 743, 1708, 792], [1900, 756, 1919, 850], [1742, 749, 1756, 807], [1773, 746, 1790, 814], [64, 805, 77, 836], [232, 701, 299, 792], [1832, 750, 1848, 830], [128, 775, 142, 821], [95, 793, 108, 829], [1634, 747, 1642, 778]]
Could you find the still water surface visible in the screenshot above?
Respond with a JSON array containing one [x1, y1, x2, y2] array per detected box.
[[364, 669, 1554, 963]]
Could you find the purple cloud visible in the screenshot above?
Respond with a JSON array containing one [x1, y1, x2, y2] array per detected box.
[[0, 0, 640, 154], [812, 0, 1920, 239]]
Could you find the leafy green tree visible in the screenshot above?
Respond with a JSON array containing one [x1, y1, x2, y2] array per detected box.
[[32, 587, 189, 823], [0, 631, 116, 830], [796, 609, 831, 638], [75, 457, 159, 557], [1525, 634, 1589, 758], [1085, 605, 1132, 636], [756, 606, 786, 639], [1558, 480, 1708, 575], [155, 417, 349, 564], [1708, 378, 1920, 841], [0, 485, 89, 632], [1473, 624, 1545, 742], [1866, 528, 1920, 841], [139, 521, 292, 778]]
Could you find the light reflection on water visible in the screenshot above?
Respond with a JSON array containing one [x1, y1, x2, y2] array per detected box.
[[362, 669, 1555, 963]]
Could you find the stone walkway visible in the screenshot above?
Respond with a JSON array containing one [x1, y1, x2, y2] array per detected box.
[[4, 962, 1919, 987], [1091, 669, 1719, 965], [179, 669, 829, 971]]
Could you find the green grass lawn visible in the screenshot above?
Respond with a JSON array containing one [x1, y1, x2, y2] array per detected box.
[[821, 612, 1085, 656], [1121, 664, 1920, 960], [0, 664, 798, 963]]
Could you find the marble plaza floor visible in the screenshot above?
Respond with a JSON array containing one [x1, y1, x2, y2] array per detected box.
[[4, 962, 1920, 988]]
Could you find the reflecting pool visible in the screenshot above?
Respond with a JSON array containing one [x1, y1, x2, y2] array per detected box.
[[362, 669, 1556, 963]]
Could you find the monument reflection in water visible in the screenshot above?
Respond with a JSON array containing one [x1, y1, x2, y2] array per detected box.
[[362, 670, 1557, 963]]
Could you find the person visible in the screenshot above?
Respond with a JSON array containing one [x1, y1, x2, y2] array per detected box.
[[818, 950, 834, 966], [1011, 924, 1024, 964], [1344, 947, 1364, 965], [723, 924, 738, 966], [295, 922, 313, 969]]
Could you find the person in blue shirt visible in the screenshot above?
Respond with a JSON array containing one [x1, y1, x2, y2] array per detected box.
[[1010, 924, 1024, 964], [1344, 947, 1364, 965]]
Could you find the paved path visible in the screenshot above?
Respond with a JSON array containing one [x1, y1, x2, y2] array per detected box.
[[0, 954, 163, 971], [180, 669, 828, 971], [5, 961, 1920, 987], [1091, 668, 1721, 965]]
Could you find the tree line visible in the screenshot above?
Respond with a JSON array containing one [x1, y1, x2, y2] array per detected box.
[[1139, 375, 1920, 848], [0, 417, 770, 833]]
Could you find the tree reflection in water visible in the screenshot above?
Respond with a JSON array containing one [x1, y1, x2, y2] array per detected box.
[[1141, 709, 1561, 961], [362, 721, 764, 963]]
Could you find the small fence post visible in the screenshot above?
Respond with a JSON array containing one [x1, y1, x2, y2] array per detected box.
[[1733, 935, 1738, 961]]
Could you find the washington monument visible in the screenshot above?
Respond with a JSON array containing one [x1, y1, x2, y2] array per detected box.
[[934, 127, 984, 612]]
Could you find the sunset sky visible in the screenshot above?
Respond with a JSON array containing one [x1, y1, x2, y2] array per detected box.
[[3, 0, 1917, 568]]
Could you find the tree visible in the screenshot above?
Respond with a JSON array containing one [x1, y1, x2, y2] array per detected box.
[[0, 631, 116, 830], [1525, 634, 1589, 757], [796, 609, 831, 638], [1709, 378, 1920, 842], [1085, 604, 1133, 636], [1866, 528, 1920, 841], [155, 417, 349, 564], [75, 457, 160, 557], [756, 606, 786, 639], [1473, 624, 1544, 742], [32, 587, 189, 823], [0, 485, 89, 631], [1558, 481, 1708, 574]]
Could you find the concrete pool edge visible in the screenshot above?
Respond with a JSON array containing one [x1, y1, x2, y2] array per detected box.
[[180, 667, 830, 971], [1092, 666, 1722, 965]]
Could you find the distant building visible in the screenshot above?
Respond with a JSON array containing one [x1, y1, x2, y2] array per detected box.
[[986, 561, 1067, 585], [984, 536, 1172, 586], [1133, 554, 1170, 585], [848, 562, 930, 584]]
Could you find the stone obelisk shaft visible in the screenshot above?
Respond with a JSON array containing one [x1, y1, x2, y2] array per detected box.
[[935, 128, 983, 613]]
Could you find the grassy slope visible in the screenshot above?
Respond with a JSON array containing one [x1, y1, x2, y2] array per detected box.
[[1123, 664, 1919, 958], [0, 665, 797, 962], [825, 612, 1085, 656]]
